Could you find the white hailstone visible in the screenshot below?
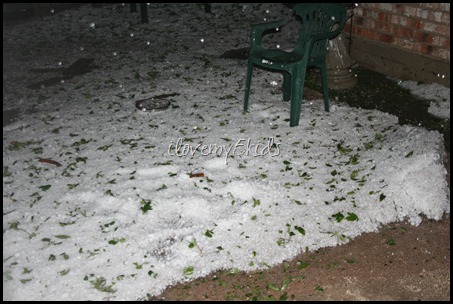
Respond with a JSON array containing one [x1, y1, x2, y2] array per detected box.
[[263, 18, 267, 21], [276, 27, 279, 31], [265, 9, 269, 13], [200, 38, 204, 43], [331, 16, 335, 20], [113, 51, 117, 56], [80, 46, 84, 51], [276, 44, 280, 48], [60, 80, 65, 84], [50, 9, 55, 14], [146, 41, 150, 45], [58, 61, 62, 66], [89, 22, 95, 29], [270, 80, 278, 86], [130, 33, 134, 37]]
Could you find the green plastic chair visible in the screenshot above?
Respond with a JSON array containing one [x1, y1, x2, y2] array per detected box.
[[243, 3, 347, 127]]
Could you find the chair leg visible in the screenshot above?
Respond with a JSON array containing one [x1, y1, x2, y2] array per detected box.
[[243, 61, 254, 111], [319, 63, 330, 112], [289, 66, 305, 127], [283, 72, 291, 101]]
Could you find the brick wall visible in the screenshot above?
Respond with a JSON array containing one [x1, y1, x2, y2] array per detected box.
[[345, 3, 450, 86], [346, 3, 450, 61]]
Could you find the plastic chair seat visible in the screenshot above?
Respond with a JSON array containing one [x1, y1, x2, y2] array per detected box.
[[249, 50, 304, 67]]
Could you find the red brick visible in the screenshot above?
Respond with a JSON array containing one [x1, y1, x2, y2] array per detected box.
[[396, 38, 416, 50], [355, 16, 365, 26], [436, 24, 450, 36], [403, 6, 417, 17], [378, 11, 389, 21], [420, 21, 437, 32], [443, 37, 450, 49], [428, 11, 443, 23], [395, 27, 414, 40], [379, 33, 394, 43], [394, 4, 404, 13], [376, 20, 391, 32], [432, 48, 450, 60], [356, 27, 377, 41], [419, 43, 434, 55], [411, 19, 422, 30], [441, 12, 450, 24], [414, 31, 434, 43]]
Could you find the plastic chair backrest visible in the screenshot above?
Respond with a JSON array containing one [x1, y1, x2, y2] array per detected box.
[[293, 3, 347, 61]]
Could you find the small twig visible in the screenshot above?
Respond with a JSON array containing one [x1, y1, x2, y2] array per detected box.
[[189, 172, 205, 178], [38, 158, 62, 167]]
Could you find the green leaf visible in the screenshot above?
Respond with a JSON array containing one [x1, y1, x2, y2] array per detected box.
[[59, 269, 70, 276], [39, 185, 52, 191], [156, 184, 167, 191], [294, 225, 305, 235], [183, 266, 194, 276], [387, 238, 396, 246], [108, 239, 118, 245], [252, 197, 261, 208], [4, 271, 13, 281], [379, 193, 386, 201], [331, 212, 344, 222], [76, 157, 88, 164], [267, 283, 280, 291], [97, 145, 112, 151], [3, 166, 12, 177], [8, 141, 27, 151], [296, 260, 309, 270], [54, 235, 71, 239], [188, 239, 197, 249], [345, 212, 358, 222], [140, 199, 153, 214], [204, 229, 214, 238], [89, 276, 116, 293]]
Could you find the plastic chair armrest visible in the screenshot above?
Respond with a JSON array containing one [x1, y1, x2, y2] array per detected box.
[[250, 20, 286, 52]]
